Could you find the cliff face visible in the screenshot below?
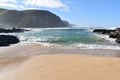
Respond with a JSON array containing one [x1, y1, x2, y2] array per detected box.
[[0, 9, 69, 28]]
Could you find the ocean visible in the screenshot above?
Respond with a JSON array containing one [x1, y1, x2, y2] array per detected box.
[[3, 27, 120, 49]]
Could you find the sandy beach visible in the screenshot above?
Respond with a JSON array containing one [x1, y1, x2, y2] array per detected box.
[[0, 44, 120, 80]]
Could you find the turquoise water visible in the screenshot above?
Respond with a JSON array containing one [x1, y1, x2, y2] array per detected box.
[[6, 28, 120, 49]]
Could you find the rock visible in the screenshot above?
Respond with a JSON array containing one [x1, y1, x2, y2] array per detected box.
[[109, 32, 119, 38], [116, 37, 120, 43], [93, 29, 115, 35], [115, 28, 120, 31], [0, 35, 20, 46], [0, 28, 29, 33], [93, 28, 120, 43]]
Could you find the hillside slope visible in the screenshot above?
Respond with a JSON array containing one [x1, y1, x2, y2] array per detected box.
[[0, 9, 69, 28]]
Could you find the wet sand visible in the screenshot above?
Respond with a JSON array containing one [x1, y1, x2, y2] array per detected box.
[[0, 43, 120, 57], [0, 56, 27, 68], [0, 43, 120, 80]]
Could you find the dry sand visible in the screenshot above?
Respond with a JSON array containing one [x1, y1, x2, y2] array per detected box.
[[0, 54, 120, 80]]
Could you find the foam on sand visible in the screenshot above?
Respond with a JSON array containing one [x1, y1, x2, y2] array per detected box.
[[0, 54, 120, 80]]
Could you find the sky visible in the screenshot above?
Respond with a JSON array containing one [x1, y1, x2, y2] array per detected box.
[[0, 0, 120, 27]]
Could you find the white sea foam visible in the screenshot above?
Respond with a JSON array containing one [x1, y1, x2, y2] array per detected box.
[[94, 33, 116, 43], [19, 41, 62, 48], [76, 43, 120, 50], [18, 35, 62, 47], [19, 41, 120, 50], [18, 36, 120, 50], [28, 28, 46, 33], [1, 27, 119, 50], [19, 36, 48, 43], [19, 35, 120, 50], [17, 28, 120, 50]]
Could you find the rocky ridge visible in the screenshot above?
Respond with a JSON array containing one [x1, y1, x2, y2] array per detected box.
[[0, 8, 70, 28]]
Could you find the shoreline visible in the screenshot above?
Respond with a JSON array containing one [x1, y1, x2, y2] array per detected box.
[[0, 43, 120, 80], [0, 43, 120, 70], [0, 43, 120, 57]]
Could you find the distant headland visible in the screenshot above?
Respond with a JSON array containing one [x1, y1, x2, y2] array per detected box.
[[0, 8, 70, 28]]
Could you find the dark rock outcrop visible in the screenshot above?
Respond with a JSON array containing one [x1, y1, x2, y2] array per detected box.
[[0, 28, 29, 33], [0, 8, 70, 28], [116, 36, 120, 43], [93, 28, 120, 43], [93, 29, 115, 35], [109, 32, 119, 38], [0, 35, 20, 46], [116, 37, 120, 43]]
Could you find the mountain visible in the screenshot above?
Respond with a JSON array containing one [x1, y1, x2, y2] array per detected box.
[[0, 8, 70, 28]]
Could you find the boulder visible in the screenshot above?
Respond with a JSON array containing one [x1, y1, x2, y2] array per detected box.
[[109, 32, 119, 38], [115, 28, 120, 31], [0, 35, 20, 46], [93, 29, 115, 35], [93, 28, 120, 43], [116, 37, 120, 43], [0, 28, 30, 33]]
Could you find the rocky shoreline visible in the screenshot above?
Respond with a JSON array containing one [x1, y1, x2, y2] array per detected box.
[[0, 28, 29, 47], [93, 28, 120, 43], [0, 28, 30, 33]]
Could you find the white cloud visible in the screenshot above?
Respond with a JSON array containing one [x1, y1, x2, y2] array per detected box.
[[22, 0, 68, 10], [0, 0, 16, 3], [0, 3, 17, 8], [0, 0, 17, 9], [0, 0, 69, 10]]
